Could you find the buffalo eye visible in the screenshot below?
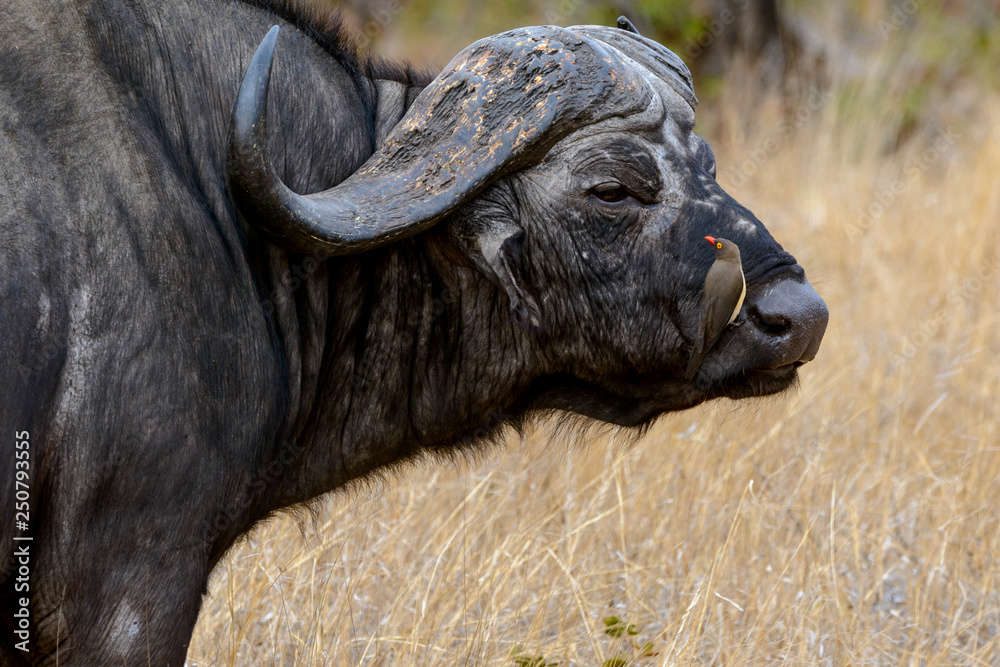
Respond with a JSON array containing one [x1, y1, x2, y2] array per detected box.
[[590, 185, 630, 204]]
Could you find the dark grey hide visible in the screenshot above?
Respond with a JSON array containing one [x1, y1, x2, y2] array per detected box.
[[0, 1, 827, 664]]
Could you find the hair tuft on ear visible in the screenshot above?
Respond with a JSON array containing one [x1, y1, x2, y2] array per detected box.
[[450, 192, 542, 334]]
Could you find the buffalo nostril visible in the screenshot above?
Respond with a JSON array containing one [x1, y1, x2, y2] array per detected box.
[[749, 306, 792, 337], [749, 278, 829, 366]]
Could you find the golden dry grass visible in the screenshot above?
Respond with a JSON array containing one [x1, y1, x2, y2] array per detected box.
[[187, 19, 1000, 667]]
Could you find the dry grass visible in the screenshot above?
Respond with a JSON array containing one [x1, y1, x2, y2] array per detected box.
[[187, 16, 1000, 666]]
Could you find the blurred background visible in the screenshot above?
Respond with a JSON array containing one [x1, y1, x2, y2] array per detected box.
[[342, 0, 995, 145], [188, 1, 1000, 664]]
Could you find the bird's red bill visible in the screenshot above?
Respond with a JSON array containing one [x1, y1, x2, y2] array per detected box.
[[704, 235, 716, 244]]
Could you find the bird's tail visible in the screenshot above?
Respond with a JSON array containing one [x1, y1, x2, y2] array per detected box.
[[685, 340, 705, 381]]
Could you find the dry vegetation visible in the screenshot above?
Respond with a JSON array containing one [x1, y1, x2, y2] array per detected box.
[[187, 5, 999, 665]]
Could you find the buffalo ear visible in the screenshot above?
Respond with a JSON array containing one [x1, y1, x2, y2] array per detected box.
[[452, 207, 541, 333], [694, 134, 717, 179]]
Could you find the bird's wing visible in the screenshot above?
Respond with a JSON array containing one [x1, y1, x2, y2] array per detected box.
[[703, 270, 747, 345]]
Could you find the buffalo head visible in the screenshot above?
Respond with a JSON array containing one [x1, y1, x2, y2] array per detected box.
[[227, 21, 828, 427]]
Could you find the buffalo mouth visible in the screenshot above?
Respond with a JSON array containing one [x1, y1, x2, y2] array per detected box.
[[704, 363, 801, 402], [516, 365, 802, 428]]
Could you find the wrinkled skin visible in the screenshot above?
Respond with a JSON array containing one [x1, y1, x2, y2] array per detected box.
[[0, 1, 825, 664], [449, 94, 817, 426]]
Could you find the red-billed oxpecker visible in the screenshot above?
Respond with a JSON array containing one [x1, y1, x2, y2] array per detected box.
[[685, 236, 746, 380]]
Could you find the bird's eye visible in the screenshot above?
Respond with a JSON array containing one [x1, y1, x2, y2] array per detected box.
[[591, 186, 630, 204], [716, 242, 722, 248]]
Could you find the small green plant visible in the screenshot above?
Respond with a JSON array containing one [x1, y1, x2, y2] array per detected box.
[[600, 616, 660, 663], [509, 646, 559, 667], [603, 615, 639, 638], [636, 641, 658, 657], [510, 615, 658, 667]]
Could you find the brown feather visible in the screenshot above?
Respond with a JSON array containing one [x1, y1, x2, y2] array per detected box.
[[685, 239, 745, 380]]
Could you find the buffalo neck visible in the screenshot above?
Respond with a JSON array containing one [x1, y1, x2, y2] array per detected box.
[[264, 235, 538, 510], [87, 1, 518, 526]]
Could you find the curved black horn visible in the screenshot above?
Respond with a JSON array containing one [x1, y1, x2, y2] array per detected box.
[[227, 26, 691, 256], [227, 26, 438, 255]]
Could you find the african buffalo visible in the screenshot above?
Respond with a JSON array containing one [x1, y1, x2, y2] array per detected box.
[[0, 1, 827, 663]]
